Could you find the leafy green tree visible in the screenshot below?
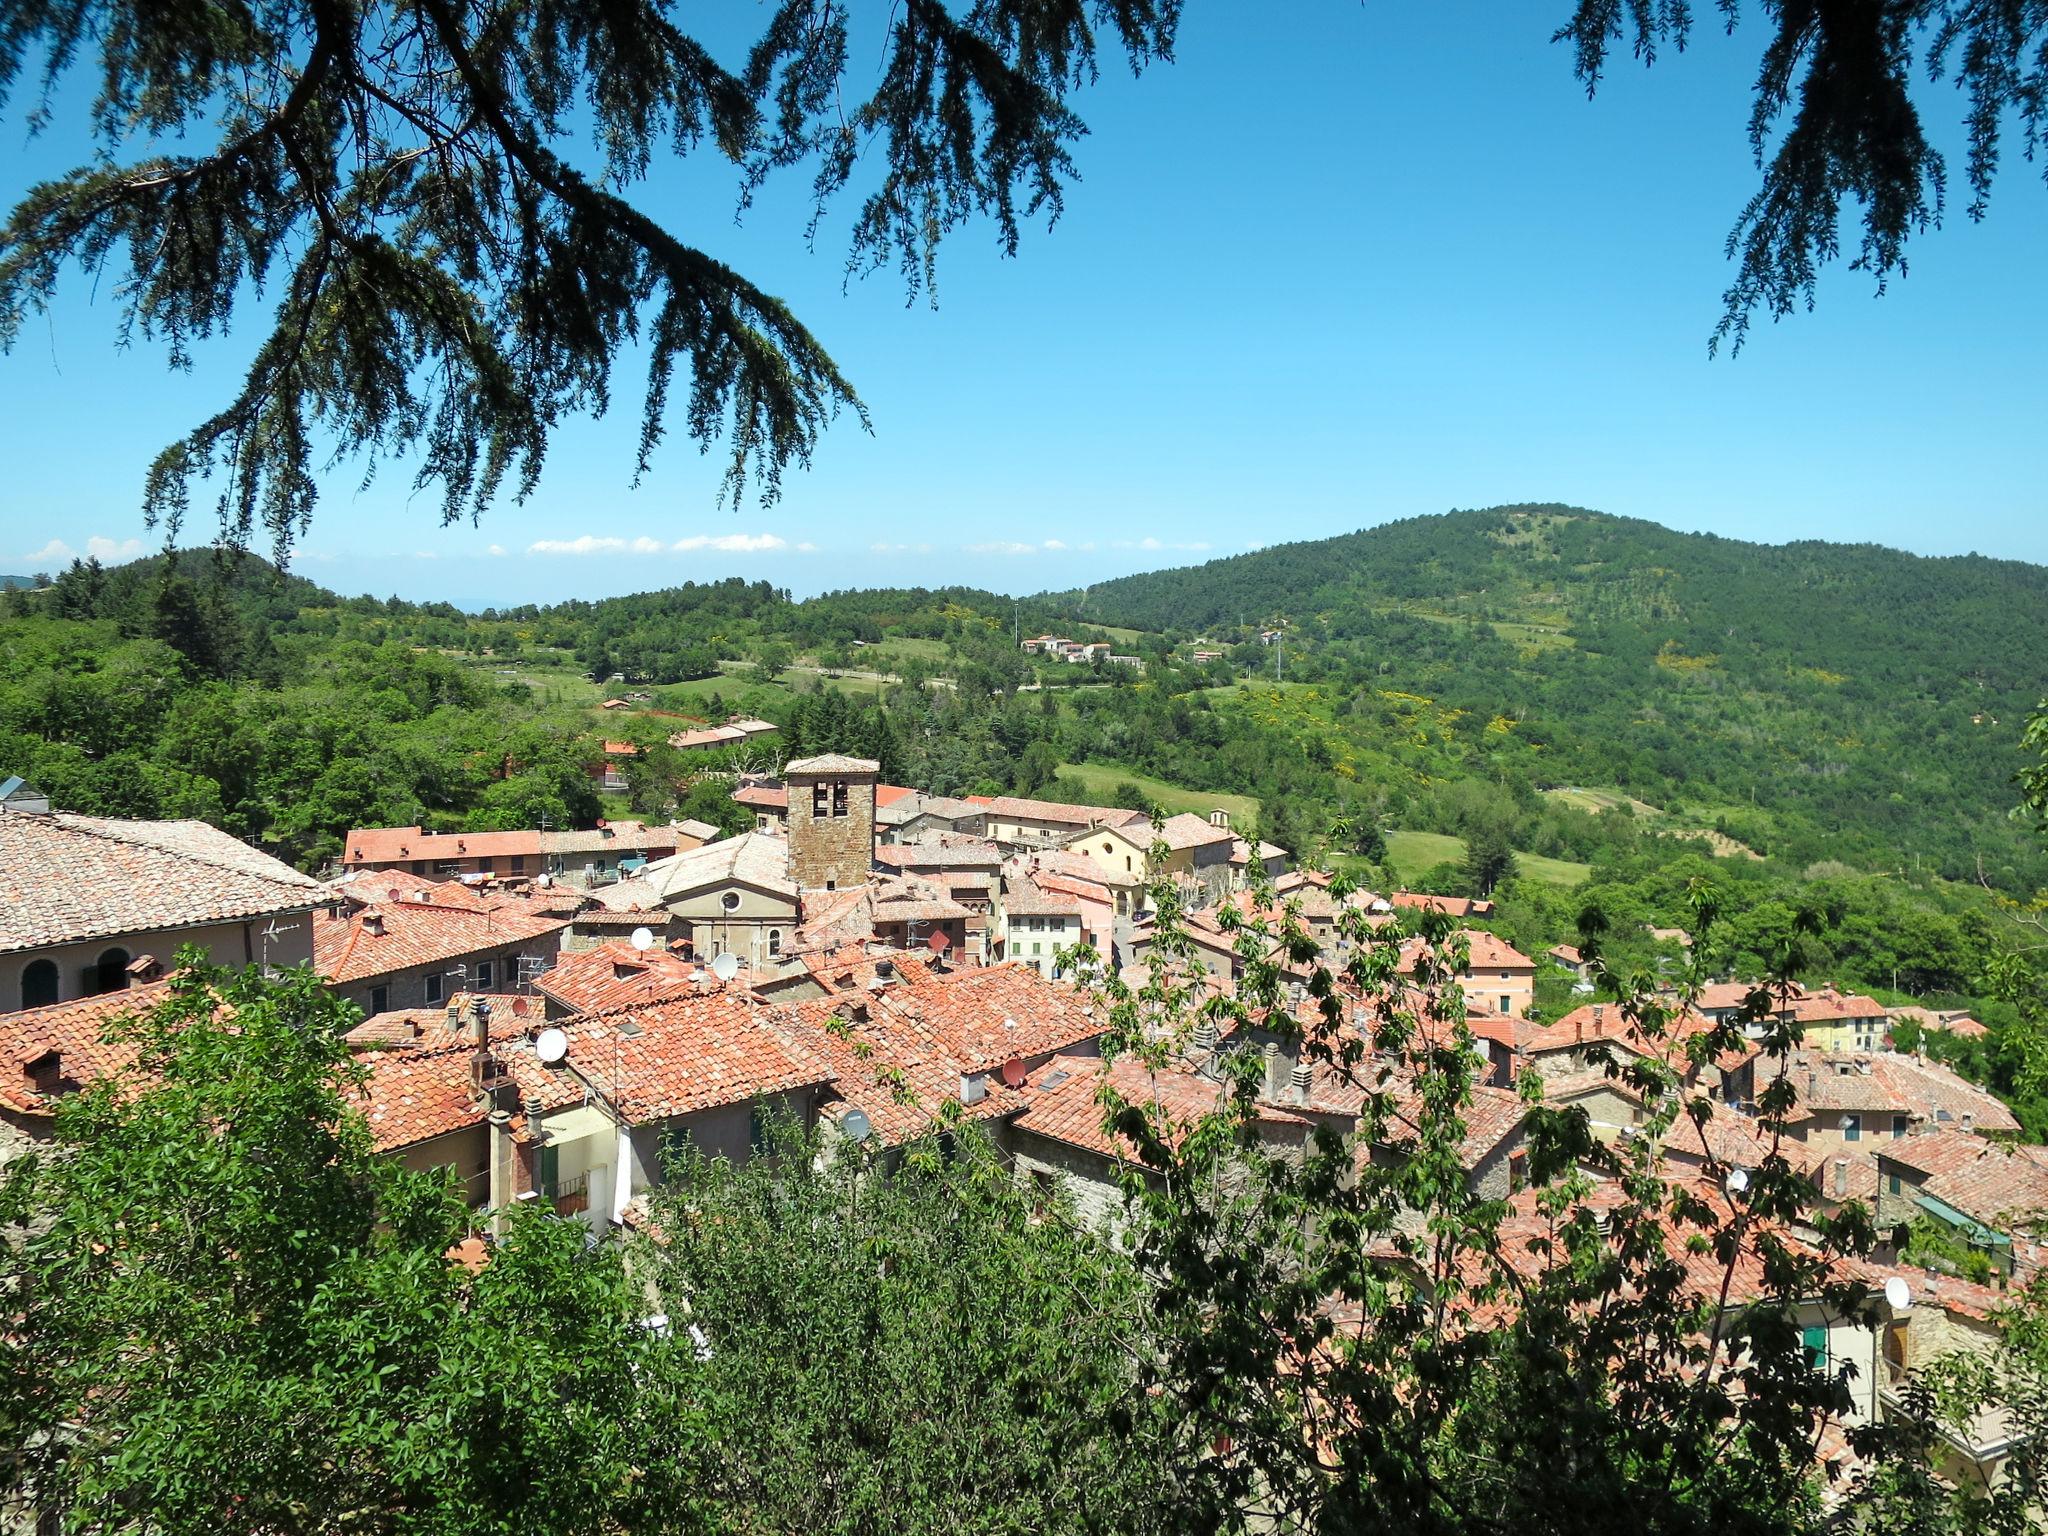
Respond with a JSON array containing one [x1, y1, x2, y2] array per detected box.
[[0, 1, 1179, 551], [0, 959, 694, 1535], [1462, 819, 1520, 896], [645, 1119, 1175, 1536], [676, 774, 753, 838], [1112, 778, 1153, 813]]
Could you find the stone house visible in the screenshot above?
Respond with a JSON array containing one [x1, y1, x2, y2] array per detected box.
[[1, 797, 322, 1015], [592, 832, 800, 970]]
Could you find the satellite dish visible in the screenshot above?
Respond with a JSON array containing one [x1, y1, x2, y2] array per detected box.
[[1884, 1275, 1914, 1311], [1725, 1167, 1751, 1196], [534, 1027, 569, 1065], [841, 1107, 873, 1142], [711, 952, 741, 982], [999, 1058, 1028, 1089], [631, 926, 655, 952], [537, 873, 552, 887]]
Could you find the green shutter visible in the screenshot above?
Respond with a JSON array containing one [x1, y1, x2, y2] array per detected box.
[[1802, 1325, 1829, 1371]]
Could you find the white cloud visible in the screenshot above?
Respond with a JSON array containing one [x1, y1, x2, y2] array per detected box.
[[967, 541, 1037, 556], [796, 541, 819, 553], [870, 541, 933, 554], [1042, 539, 1067, 551], [1112, 536, 1211, 553], [412, 551, 439, 560], [486, 544, 507, 558], [18, 540, 75, 566], [528, 536, 628, 556], [672, 533, 786, 553], [630, 535, 666, 555], [86, 536, 146, 561]]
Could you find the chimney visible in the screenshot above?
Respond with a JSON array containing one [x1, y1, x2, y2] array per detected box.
[[1192, 1017, 1219, 1054], [1834, 1158, 1847, 1197], [1592, 1005, 1605, 1038], [1263, 1040, 1287, 1099], [125, 953, 162, 988], [361, 908, 385, 938], [1575, 1013, 1584, 1045], [1289, 1060, 1313, 1107], [470, 998, 491, 1051], [1210, 809, 1230, 829], [487, 1108, 514, 1234]]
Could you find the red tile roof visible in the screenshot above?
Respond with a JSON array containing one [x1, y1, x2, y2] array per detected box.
[[313, 901, 568, 986], [732, 784, 788, 810], [1882, 1130, 2048, 1230], [984, 796, 1148, 830], [533, 943, 711, 1014], [1390, 892, 1493, 917], [354, 1044, 487, 1152], [521, 993, 832, 1123], [875, 784, 917, 808], [0, 981, 170, 1113], [345, 992, 533, 1049], [1396, 929, 1534, 976], [1014, 1051, 1304, 1164]]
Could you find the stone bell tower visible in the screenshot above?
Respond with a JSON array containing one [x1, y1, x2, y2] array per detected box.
[[783, 754, 879, 891]]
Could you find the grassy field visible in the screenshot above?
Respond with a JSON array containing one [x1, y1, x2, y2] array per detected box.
[[1542, 785, 1661, 816], [1383, 828, 1590, 888], [1054, 761, 1260, 826]]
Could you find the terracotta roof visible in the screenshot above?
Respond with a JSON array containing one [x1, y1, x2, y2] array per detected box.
[[354, 1045, 487, 1152], [345, 992, 532, 1049], [1396, 929, 1534, 976], [1549, 944, 1584, 966], [732, 784, 788, 810], [1155, 812, 1235, 851], [542, 822, 684, 856], [0, 812, 323, 954], [984, 796, 1148, 830], [1013, 1051, 1304, 1165], [875, 837, 1004, 870], [876, 792, 986, 827], [0, 981, 170, 1113], [769, 963, 1106, 1145], [1882, 1130, 2048, 1230], [1862, 1052, 2020, 1134], [313, 901, 568, 986], [784, 753, 880, 776], [1390, 892, 1493, 917], [1379, 1080, 1529, 1171], [533, 943, 711, 1014], [343, 825, 540, 865], [1002, 879, 1082, 918], [875, 784, 917, 808], [520, 993, 831, 1123], [1519, 1001, 1716, 1058]]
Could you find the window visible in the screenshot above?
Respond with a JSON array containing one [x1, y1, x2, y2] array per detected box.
[[768, 929, 782, 956], [1499, 996, 1511, 1013], [1841, 1114, 1862, 1143], [475, 960, 494, 990], [721, 891, 741, 912], [811, 783, 829, 817], [748, 1105, 770, 1155], [1801, 1325, 1829, 1373], [1892, 1119, 1906, 1138], [91, 947, 130, 996], [425, 972, 445, 1006], [21, 958, 58, 1010], [369, 984, 389, 1016], [1887, 1174, 1903, 1196]]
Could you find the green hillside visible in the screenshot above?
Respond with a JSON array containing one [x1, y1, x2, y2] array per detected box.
[[1044, 505, 2048, 891]]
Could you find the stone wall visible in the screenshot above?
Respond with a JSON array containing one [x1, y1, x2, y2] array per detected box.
[[787, 768, 877, 890]]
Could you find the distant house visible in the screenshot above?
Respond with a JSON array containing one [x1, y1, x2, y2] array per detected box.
[[981, 795, 1149, 853], [590, 833, 801, 970], [876, 792, 990, 844], [0, 791, 323, 1015], [1000, 878, 1083, 978], [340, 821, 689, 886], [1397, 929, 1536, 1018], [666, 717, 780, 752], [1153, 812, 1238, 906], [1548, 943, 1591, 981], [732, 779, 789, 831], [1390, 891, 1496, 918], [588, 740, 640, 792]]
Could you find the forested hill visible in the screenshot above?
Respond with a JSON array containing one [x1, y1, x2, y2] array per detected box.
[[1047, 505, 2048, 887]]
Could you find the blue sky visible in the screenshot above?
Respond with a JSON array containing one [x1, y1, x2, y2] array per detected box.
[[2, 5, 2044, 604]]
